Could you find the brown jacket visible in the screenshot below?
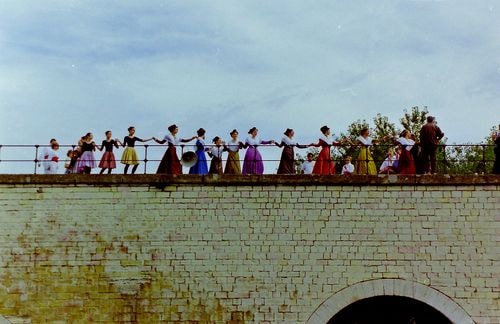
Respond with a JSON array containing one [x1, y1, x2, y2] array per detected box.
[[420, 123, 444, 145]]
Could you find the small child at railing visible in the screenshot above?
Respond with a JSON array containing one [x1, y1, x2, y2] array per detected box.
[[342, 156, 354, 176]]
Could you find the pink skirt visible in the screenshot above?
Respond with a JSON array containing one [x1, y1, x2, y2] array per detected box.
[[99, 151, 116, 169]]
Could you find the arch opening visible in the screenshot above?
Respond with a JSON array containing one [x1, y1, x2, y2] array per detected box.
[[307, 279, 473, 324], [327, 295, 451, 324]]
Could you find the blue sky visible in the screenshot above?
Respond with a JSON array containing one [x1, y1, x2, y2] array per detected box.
[[0, 0, 499, 173]]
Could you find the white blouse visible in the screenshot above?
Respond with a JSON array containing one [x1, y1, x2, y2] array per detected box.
[[226, 139, 240, 152], [164, 133, 179, 145], [246, 136, 263, 146], [319, 134, 331, 144], [357, 136, 373, 146], [281, 136, 297, 146], [210, 146, 224, 158], [397, 137, 415, 151]]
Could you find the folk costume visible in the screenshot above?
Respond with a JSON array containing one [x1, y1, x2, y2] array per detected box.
[[121, 136, 142, 166], [189, 138, 209, 175], [312, 134, 337, 175], [99, 139, 118, 170], [397, 137, 416, 174], [224, 139, 243, 174], [208, 145, 224, 175], [354, 136, 377, 175], [157, 134, 183, 174], [242, 137, 272, 175], [276, 136, 306, 174]]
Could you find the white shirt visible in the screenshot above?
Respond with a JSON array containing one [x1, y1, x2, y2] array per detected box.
[[209, 145, 224, 158], [357, 136, 373, 146], [301, 160, 315, 174], [379, 156, 396, 171], [319, 134, 331, 144], [342, 162, 354, 174], [397, 137, 415, 151]]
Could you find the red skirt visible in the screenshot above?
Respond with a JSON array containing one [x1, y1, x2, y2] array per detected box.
[[312, 146, 335, 175], [157, 145, 182, 174], [98, 152, 116, 169], [398, 149, 416, 174]]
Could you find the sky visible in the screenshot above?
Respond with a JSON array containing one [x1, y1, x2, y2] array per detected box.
[[0, 0, 499, 173]]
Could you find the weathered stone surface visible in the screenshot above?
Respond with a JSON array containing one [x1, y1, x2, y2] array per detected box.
[[0, 176, 498, 322]]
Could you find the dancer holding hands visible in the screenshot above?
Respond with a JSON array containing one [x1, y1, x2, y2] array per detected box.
[[154, 124, 196, 174]]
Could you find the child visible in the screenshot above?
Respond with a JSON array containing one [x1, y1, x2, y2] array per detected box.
[[64, 149, 76, 174], [342, 155, 354, 176], [208, 136, 224, 175], [40, 141, 60, 174], [379, 147, 398, 174], [98, 130, 121, 174], [120, 126, 153, 174], [301, 153, 315, 174]]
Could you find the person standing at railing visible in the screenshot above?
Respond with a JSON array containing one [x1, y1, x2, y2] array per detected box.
[[312, 125, 341, 175], [208, 136, 224, 175], [77, 133, 97, 174], [419, 116, 444, 174], [38, 140, 60, 174], [396, 130, 416, 174], [223, 129, 244, 175], [188, 128, 209, 175], [353, 128, 378, 175], [276, 128, 311, 174], [154, 124, 196, 174], [242, 127, 275, 175], [121, 127, 153, 174], [97, 130, 121, 174]]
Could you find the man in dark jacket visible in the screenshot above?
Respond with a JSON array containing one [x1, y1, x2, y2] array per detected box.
[[419, 116, 444, 174]]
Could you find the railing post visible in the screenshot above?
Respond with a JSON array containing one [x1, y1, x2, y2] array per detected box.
[[34, 145, 40, 174], [144, 144, 149, 174]]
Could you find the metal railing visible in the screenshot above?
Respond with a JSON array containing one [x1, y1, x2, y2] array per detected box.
[[0, 143, 496, 175]]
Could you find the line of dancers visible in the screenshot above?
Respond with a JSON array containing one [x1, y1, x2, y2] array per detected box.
[[37, 117, 458, 175]]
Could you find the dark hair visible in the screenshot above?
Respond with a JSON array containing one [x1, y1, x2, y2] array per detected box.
[[400, 129, 409, 138], [85, 132, 92, 137], [67, 149, 73, 157], [105, 130, 111, 135], [212, 136, 220, 143], [230, 129, 238, 135], [197, 128, 206, 137], [50, 138, 57, 143], [320, 125, 329, 134], [168, 124, 177, 133], [360, 127, 369, 136], [307, 153, 313, 157], [427, 116, 435, 123], [248, 127, 257, 134], [284, 128, 293, 136], [128, 126, 135, 132]]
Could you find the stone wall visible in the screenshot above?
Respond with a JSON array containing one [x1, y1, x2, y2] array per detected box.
[[0, 175, 498, 323]]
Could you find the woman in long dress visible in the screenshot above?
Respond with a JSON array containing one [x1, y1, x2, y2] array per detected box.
[[312, 126, 340, 175], [208, 136, 224, 175], [276, 128, 309, 174], [354, 128, 377, 175], [189, 128, 209, 175], [242, 127, 274, 175], [224, 129, 243, 174], [154, 124, 196, 174], [396, 130, 416, 174]]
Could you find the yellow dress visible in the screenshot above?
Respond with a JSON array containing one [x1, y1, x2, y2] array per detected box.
[[355, 145, 377, 175]]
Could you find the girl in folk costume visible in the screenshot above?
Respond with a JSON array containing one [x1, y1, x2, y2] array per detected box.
[[98, 130, 121, 174], [242, 127, 275, 175], [396, 130, 416, 174], [208, 136, 224, 175], [77, 133, 97, 174], [189, 128, 209, 175], [379, 147, 399, 174], [39, 140, 60, 174], [312, 126, 341, 175], [154, 124, 196, 174], [120, 126, 153, 174], [276, 128, 310, 174], [224, 129, 244, 174], [354, 128, 377, 175]]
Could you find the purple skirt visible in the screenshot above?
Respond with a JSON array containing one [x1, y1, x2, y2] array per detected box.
[[78, 151, 97, 171], [242, 146, 264, 175]]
